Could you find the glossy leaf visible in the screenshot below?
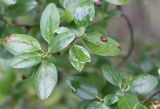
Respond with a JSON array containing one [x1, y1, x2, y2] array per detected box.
[[132, 75, 158, 94], [4, 0, 37, 18], [40, 3, 60, 43], [34, 61, 58, 100], [118, 95, 139, 109], [54, 27, 69, 34], [49, 31, 75, 53], [87, 101, 111, 109], [0, 0, 17, 6], [134, 104, 148, 109], [4, 34, 41, 55], [74, 1, 95, 27], [70, 27, 85, 37], [104, 0, 131, 5], [158, 68, 160, 75], [69, 44, 91, 71], [67, 76, 98, 100], [104, 94, 119, 105], [84, 32, 122, 56], [101, 65, 122, 86], [10, 52, 42, 68]]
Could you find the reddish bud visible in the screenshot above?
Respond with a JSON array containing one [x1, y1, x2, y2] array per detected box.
[[151, 101, 160, 108]]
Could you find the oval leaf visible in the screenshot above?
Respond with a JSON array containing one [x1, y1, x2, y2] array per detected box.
[[84, 32, 122, 56], [0, 0, 17, 6], [69, 44, 91, 71], [49, 31, 75, 53], [67, 76, 98, 100], [74, 1, 95, 27], [34, 61, 58, 100], [134, 104, 148, 109], [101, 65, 122, 86], [132, 75, 158, 94], [40, 3, 60, 43], [118, 95, 139, 109], [10, 52, 42, 68], [4, 0, 37, 18], [4, 34, 41, 55], [104, 0, 131, 5], [87, 101, 111, 109]]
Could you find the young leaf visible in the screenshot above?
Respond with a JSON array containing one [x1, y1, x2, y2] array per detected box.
[[84, 32, 122, 56], [4, 34, 41, 55], [67, 76, 98, 100], [104, 94, 119, 105], [101, 65, 122, 86], [49, 31, 75, 53], [4, 0, 37, 18], [104, 0, 131, 5], [40, 3, 60, 43], [10, 52, 42, 68], [87, 101, 111, 109], [132, 75, 158, 94], [34, 61, 58, 100], [69, 44, 91, 71], [134, 104, 148, 109], [74, 1, 95, 27], [118, 95, 139, 109]]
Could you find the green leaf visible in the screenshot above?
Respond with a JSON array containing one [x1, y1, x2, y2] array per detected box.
[[87, 101, 111, 109], [104, 94, 119, 105], [0, 44, 13, 59], [74, 1, 95, 27], [49, 31, 75, 53], [104, 0, 131, 5], [4, 34, 41, 55], [10, 52, 42, 68], [59, 8, 73, 23], [158, 68, 160, 75], [101, 65, 122, 86], [67, 76, 98, 100], [69, 44, 91, 71], [4, 0, 37, 18], [132, 75, 158, 94], [54, 27, 70, 34], [70, 27, 85, 37], [118, 95, 139, 109], [84, 32, 122, 56], [34, 61, 58, 100], [59, 0, 80, 21], [40, 3, 60, 43], [0, 0, 17, 6], [134, 104, 148, 109]]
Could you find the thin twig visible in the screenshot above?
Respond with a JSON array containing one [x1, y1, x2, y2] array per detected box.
[[141, 90, 160, 104], [117, 6, 134, 67]]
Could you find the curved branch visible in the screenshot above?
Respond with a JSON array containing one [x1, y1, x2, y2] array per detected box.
[[141, 90, 160, 104], [117, 6, 134, 67]]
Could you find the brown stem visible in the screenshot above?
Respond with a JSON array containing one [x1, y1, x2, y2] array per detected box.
[[141, 90, 160, 104], [117, 6, 134, 67]]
